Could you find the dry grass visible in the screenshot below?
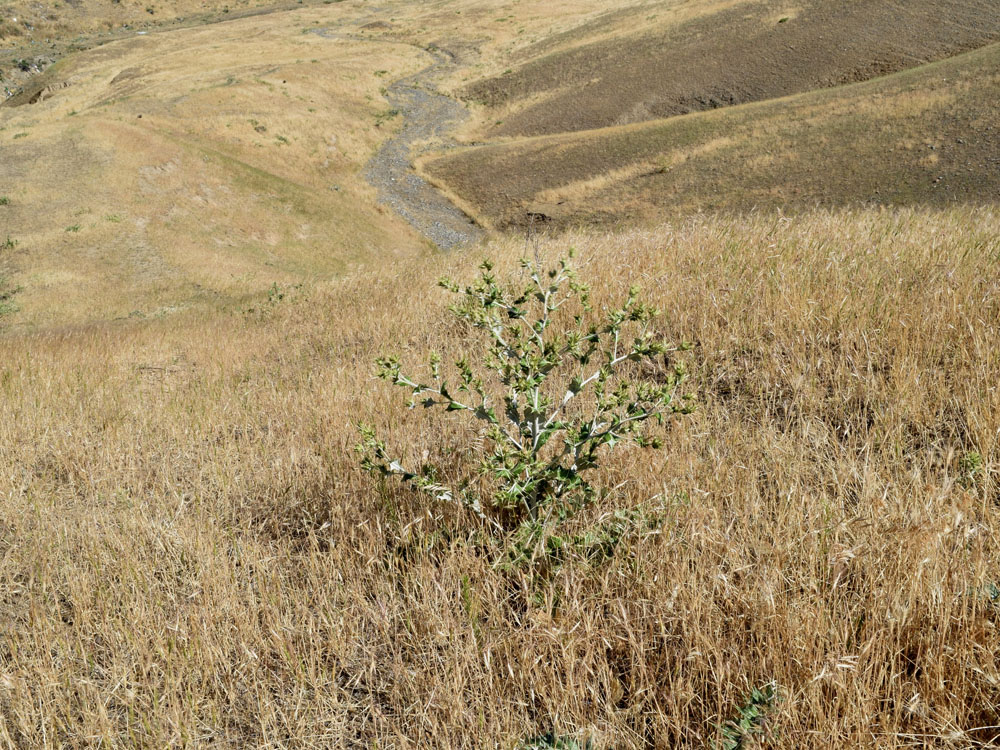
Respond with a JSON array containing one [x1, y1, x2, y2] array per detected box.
[[2, 206, 998, 747], [0, 0, 645, 330], [0, 5, 435, 328]]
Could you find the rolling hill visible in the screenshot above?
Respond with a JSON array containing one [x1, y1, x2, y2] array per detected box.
[[1, 1, 999, 747], [460, 0, 1000, 138], [425, 40, 1000, 229]]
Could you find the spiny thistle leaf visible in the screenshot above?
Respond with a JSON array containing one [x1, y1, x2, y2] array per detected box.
[[355, 252, 695, 575]]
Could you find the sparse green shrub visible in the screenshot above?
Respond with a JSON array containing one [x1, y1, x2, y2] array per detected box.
[[958, 450, 983, 488], [0, 234, 19, 320], [374, 107, 400, 127], [717, 683, 779, 750], [0, 277, 19, 318], [518, 733, 592, 750], [357, 252, 693, 575], [243, 282, 303, 318], [0, 197, 9, 205], [986, 582, 1000, 610]]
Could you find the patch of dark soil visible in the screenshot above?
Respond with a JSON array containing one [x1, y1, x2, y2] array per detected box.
[[464, 0, 1000, 138], [2, 69, 66, 106], [110, 66, 144, 84], [426, 40, 1000, 231]]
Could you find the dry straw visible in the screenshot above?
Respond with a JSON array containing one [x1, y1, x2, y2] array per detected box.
[[0, 206, 997, 747]]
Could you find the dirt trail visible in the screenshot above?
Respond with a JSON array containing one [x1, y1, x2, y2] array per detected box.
[[312, 28, 484, 250]]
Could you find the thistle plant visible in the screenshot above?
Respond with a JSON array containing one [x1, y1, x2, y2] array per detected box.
[[357, 251, 693, 569]]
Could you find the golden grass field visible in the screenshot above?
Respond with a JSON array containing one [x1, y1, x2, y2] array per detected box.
[[2, 209, 999, 747], [2, 0, 1000, 747], [0, 0, 635, 328]]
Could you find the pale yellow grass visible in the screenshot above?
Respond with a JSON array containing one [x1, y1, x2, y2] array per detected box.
[[1, 5, 434, 328], [1, 206, 997, 747], [526, 137, 738, 214], [1, 0, 668, 330], [1, 0, 290, 43]]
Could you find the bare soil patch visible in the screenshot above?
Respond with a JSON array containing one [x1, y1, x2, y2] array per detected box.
[[464, 0, 1000, 138], [426, 41, 1000, 230]]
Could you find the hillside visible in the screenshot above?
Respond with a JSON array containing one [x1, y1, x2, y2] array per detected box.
[[0, 0, 639, 329], [0, 6, 436, 327], [2, 1, 999, 747], [0, 0, 310, 100], [460, 0, 1000, 138], [1, 208, 998, 746], [424, 40, 1000, 229]]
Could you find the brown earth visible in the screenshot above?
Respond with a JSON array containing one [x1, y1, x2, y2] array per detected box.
[[463, 0, 1000, 139], [424, 40, 1000, 230]]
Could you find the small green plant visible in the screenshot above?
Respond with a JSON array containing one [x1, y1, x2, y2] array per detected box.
[[0, 259, 20, 319], [12, 133, 28, 140], [357, 252, 693, 574], [986, 582, 1000, 606], [241, 282, 301, 317], [1, 236, 17, 250], [65, 224, 80, 232], [958, 451, 983, 488], [266, 282, 285, 304], [274, 135, 289, 145], [518, 733, 592, 750], [0, 197, 9, 205], [717, 683, 779, 750], [374, 108, 400, 127]]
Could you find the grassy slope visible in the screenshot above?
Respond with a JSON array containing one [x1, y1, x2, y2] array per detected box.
[[0, 6, 436, 327], [424, 41, 1000, 229], [2, 2, 999, 746], [461, 0, 1000, 138], [0, 0, 638, 329], [0, 0, 318, 100], [0, 0, 315, 56], [1, 207, 998, 746]]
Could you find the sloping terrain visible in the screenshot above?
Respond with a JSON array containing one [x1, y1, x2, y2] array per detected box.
[[1, 0, 642, 329], [1, 0, 1000, 746], [0, 0, 280, 41], [461, 0, 1000, 138], [1, 208, 998, 746], [0, 0, 312, 100], [424, 41, 1000, 229], [0, 6, 439, 328]]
